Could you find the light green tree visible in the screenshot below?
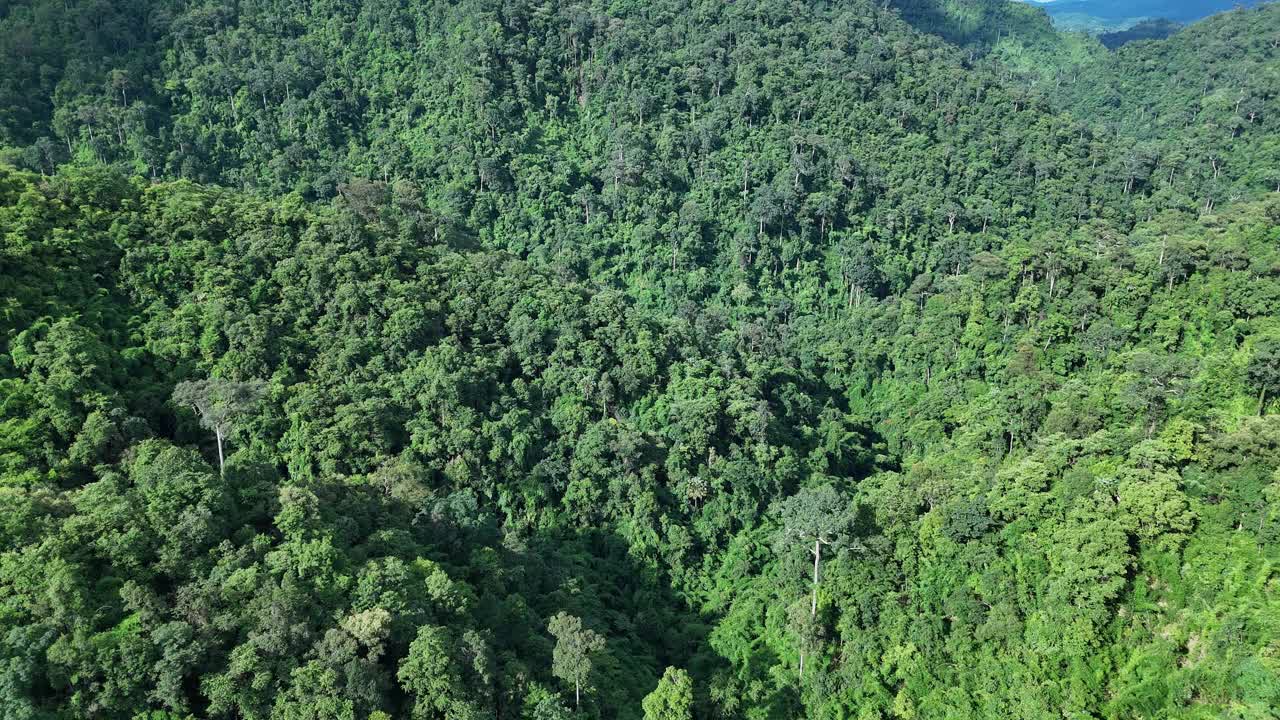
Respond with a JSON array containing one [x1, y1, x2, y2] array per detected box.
[[642, 666, 693, 720], [547, 612, 605, 710]]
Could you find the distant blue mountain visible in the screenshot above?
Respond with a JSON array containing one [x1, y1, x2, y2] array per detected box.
[[1016, 0, 1267, 23]]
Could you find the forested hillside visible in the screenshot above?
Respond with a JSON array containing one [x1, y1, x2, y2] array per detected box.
[[1, 1, 1279, 719], [1050, 3, 1280, 208]]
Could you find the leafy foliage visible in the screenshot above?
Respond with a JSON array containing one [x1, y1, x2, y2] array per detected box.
[[1, 1, 1279, 719]]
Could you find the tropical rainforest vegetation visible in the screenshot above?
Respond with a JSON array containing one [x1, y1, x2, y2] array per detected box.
[[1, 0, 1278, 718]]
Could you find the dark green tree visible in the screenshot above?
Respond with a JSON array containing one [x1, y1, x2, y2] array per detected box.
[[1247, 338, 1280, 415]]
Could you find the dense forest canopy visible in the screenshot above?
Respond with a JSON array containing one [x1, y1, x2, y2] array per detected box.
[[1, 0, 1279, 719]]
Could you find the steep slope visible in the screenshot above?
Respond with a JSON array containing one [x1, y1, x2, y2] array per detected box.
[[3, 161, 1279, 720], [4, 0, 1145, 300], [896, 0, 1279, 210], [891, 0, 1107, 83], [1050, 3, 1280, 208], [1, 1, 1279, 719]]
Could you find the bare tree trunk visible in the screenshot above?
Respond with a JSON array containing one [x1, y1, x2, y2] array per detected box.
[[215, 428, 225, 476], [811, 539, 821, 615], [800, 538, 821, 681]]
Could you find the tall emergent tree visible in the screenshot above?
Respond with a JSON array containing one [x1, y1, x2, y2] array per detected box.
[[547, 612, 605, 710], [171, 378, 266, 475], [773, 483, 854, 679]]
